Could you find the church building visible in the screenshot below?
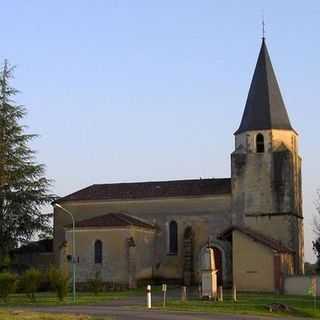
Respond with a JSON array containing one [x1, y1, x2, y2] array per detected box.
[[53, 38, 304, 292]]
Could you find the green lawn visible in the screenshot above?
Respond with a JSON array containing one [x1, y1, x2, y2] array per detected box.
[[158, 292, 320, 318], [0, 310, 111, 320], [1, 289, 320, 318], [0, 290, 143, 307]]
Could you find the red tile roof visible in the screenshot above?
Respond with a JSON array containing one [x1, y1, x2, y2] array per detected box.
[[65, 213, 155, 230], [56, 178, 231, 203], [218, 225, 294, 254]]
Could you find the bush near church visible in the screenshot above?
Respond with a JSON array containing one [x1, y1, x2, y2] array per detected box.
[[47, 266, 69, 301], [0, 272, 17, 302], [87, 272, 104, 295], [19, 268, 42, 301]]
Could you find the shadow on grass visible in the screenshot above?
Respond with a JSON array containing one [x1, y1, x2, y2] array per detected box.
[[154, 292, 320, 319]]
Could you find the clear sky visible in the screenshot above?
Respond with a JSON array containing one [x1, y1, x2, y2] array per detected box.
[[2, 1, 319, 262]]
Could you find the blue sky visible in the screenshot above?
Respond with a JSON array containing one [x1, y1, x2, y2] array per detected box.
[[2, 1, 320, 262]]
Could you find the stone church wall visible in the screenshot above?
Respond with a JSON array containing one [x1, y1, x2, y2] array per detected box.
[[65, 227, 155, 284], [232, 230, 275, 292], [55, 194, 232, 284], [232, 129, 304, 274]]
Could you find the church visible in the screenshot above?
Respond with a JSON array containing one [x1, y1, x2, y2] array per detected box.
[[53, 38, 304, 292]]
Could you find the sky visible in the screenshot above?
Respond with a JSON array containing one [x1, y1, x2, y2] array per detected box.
[[1, 1, 320, 262]]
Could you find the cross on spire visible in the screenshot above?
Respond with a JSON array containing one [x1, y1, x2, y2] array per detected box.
[[262, 12, 265, 40]]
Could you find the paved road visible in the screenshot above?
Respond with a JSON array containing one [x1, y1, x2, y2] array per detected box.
[[23, 296, 309, 320], [25, 305, 304, 320], [18, 289, 308, 320]]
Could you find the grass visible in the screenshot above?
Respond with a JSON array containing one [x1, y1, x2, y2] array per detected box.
[[1, 289, 319, 318], [157, 291, 320, 318], [0, 289, 144, 307], [0, 309, 111, 320], [0, 286, 164, 307]]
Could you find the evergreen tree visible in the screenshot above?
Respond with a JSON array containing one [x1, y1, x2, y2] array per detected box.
[[0, 60, 54, 259]]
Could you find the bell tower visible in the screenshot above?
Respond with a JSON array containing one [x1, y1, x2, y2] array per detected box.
[[231, 38, 304, 274]]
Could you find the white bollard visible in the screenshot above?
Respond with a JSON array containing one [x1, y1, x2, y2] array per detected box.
[[198, 284, 202, 298], [233, 285, 237, 302], [181, 286, 187, 301], [147, 285, 152, 309]]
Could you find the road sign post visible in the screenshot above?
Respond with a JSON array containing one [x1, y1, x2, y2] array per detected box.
[[162, 283, 167, 307]]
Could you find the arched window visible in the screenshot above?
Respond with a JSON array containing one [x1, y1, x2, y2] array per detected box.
[[256, 133, 265, 153], [94, 240, 103, 264], [169, 221, 178, 255]]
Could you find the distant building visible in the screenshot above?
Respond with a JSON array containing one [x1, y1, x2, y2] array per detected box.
[[53, 38, 304, 292], [11, 239, 53, 273]]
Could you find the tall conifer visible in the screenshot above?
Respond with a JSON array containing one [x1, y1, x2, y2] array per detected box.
[[0, 60, 54, 258]]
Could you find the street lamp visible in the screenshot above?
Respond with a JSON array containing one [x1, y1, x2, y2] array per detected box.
[[54, 203, 76, 303]]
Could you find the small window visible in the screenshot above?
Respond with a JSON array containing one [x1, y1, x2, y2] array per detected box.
[[256, 133, 265, 153], [169, 221, 178, 255], [94, 240, 103, 264]]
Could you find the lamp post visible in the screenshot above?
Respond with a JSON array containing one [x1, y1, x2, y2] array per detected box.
[[54, 203, 76, 303]]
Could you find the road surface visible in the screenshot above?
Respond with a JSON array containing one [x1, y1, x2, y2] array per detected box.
[[23, 296, 308, 320]]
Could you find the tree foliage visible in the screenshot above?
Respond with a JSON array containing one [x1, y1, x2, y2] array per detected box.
[[0, 60, 54, 258], [47, 266, 69, 301], [312, 189, 320, 272], [0, 272, 17, 302], [88, 271, 104, 295], [19, 268, 42, 301]]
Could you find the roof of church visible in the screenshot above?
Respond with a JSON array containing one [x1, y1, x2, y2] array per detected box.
[[55, 178, 231, 203], [235, 38, 294, 135], [218, 225, 294, 253], [65, 213, 155, 230]]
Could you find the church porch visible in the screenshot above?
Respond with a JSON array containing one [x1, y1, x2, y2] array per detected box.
[[219, 226, 294, 293]]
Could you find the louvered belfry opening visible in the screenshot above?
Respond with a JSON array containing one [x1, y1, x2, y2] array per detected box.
[[256, 133, 265, 153]]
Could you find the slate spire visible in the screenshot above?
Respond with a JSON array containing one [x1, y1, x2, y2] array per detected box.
[[235, 39, 294, 134]]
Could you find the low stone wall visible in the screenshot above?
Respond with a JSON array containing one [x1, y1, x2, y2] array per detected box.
[[76, 282, 128, 292], [137, 277, 183, 287], [284, 275, 320, 296]]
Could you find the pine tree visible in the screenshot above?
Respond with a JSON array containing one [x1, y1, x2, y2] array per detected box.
[[0, 60, 54, 259]]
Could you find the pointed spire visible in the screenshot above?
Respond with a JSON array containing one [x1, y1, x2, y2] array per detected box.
[[235, 39, 294, 135]]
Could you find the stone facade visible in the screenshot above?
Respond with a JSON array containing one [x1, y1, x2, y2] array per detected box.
[[52, 39, 304, 292], [64, 226, 155, 285], [232, 230, 294, 292], [55, 194, 233, 285], [232, 129, 304, 274]]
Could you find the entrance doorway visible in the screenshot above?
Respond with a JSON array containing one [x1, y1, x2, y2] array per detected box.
[[212, 246, 223, 286]]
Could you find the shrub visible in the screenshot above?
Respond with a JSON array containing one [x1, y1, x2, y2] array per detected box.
[[0, 255, 11, 272], [88, 272, 104, 295], [0, 272, 17, 302], [19, 268, 42, 301], [48, 266, 69, 301]]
